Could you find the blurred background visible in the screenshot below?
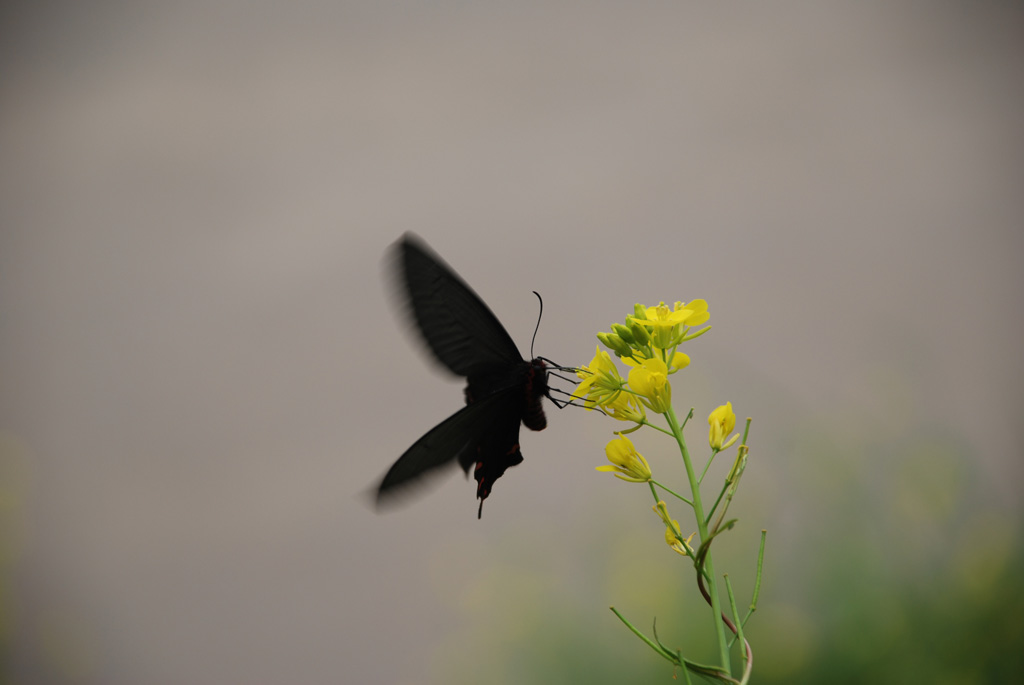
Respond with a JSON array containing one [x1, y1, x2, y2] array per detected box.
[[2, 1, 1022, 683]]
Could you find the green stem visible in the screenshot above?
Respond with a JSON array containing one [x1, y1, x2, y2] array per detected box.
[[609, 607, 677, 662], [750, 529, 766, 610], [639, 420, 675, 437], [650, 479, 693, 507], [723, 574, 746, 668], [664, 406, 731, 674], [704, 479, 730, 525], [698, 448, 720, 485], [729, 530, 767, 650], [610, 608, 738, 683]]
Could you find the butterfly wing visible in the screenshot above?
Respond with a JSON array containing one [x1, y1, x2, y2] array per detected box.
[[375, 386, 521, 505], [378, 234, 545, 515], [398, 233, 524, 377]]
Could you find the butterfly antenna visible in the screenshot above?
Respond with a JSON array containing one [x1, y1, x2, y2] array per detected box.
[[530, 291, 544, 359]]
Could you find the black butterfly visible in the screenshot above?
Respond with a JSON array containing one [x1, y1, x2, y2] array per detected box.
[[375, 234, 551, 518]]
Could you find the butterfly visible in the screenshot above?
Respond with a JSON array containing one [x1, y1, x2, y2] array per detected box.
[[375, 234, 552, 518]]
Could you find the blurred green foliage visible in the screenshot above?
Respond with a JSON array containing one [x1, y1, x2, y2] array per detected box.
[[436, 420, 1023, 684]]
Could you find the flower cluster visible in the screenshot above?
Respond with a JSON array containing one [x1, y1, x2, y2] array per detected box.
[[573, 300, 710, 423], [579, 300, 740, 494], [577, 299, 760, 681]]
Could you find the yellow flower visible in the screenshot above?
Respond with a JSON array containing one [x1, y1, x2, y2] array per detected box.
[[628, 301, 710, 348], [667, 350, 690, 373], [630, 302, 690, 348], [675, 299, 709, 326], [644, 302, 691, 325], [596, 434, 652, 482], [708, 402, 738, 451], [666, 527, 696, 557], [653, 502, 695, 555], [621, 347, 688, 372], [573, 347, 625, 409], [602, 392, 647, 423], [627, 356, 671, 413]]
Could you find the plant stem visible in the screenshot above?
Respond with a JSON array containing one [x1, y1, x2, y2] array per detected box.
[[650, 479, 693, 507], [664, 405, 731, 674], [609, 607, 677, 662]]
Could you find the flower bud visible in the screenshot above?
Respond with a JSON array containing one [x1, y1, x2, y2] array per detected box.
[[629, 320, 651, 346], [708, 402, 738, 451], [597, 332, 633, 358], [610, 323, 635, 345]]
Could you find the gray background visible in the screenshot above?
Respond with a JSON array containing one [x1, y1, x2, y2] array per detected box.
[[2, 1, 1022, 683]]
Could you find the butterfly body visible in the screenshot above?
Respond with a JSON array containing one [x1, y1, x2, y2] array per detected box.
[[376, 234, 550, 517]]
